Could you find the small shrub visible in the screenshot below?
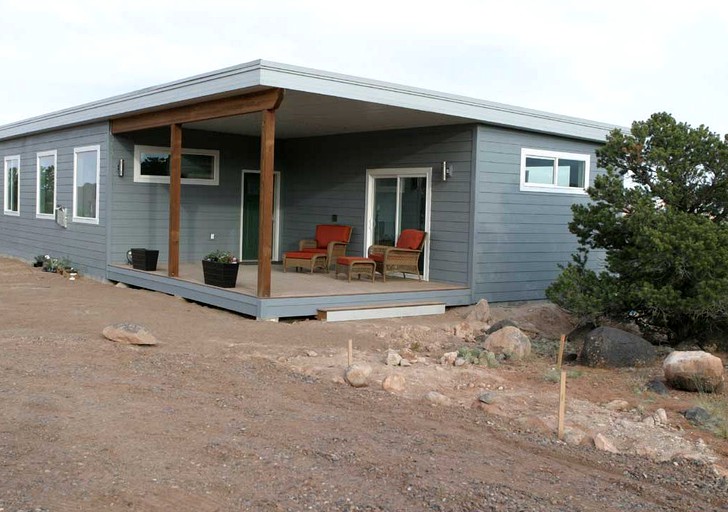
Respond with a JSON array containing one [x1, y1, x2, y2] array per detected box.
[[203, 250, 237, 263], [544, 368, 583, 383]]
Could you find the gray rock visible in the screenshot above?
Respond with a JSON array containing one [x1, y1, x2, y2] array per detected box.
[[385, 349, 402, 366], [485, 319, 519, 335], [425, 391, 451, 406], [440, 351, 458, 365], [593, 433, 619, 453], [454, 357, 467, 367], [102, 323, 157, 345], [481, 326, 531, 360], [114, 282, 129, 288], [578, 326, 656, 368], [604, 399, 630, 412], [399, 358, 412, 367], [646, 379, 670, 395], [478, 392, 497, 404], [344, 364, 372, 388], [305, 350, 318, 357], [684, 406, 711, 425], [663, 351, 725, 392]]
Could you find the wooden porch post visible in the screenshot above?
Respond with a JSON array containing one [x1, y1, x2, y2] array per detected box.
[[168, 123, 182, 277], [257, 109, 276, 297]]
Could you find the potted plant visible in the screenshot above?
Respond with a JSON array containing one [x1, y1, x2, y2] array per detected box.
[[202, 250, 239, 288], [130, 248, 159, 271]]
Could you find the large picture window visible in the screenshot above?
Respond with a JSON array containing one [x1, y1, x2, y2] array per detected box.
[[4, 155, 20, 216], [73, 145, 100, 224], [36, 150, 57, 218], [133, 145, 219, 185], [520, 148, 590, 193]]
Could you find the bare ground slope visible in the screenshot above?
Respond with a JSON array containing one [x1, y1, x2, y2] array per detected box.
[[1, 258, 727, 511]]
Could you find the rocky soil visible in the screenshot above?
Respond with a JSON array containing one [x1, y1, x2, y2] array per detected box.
[[1, 257, 727, 511]]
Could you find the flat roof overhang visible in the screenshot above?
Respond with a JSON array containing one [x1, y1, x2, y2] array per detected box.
[[0, 60, 622, 143]]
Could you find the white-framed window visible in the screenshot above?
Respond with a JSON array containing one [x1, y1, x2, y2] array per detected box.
[[36, 150, 57, 219], [73, 145, 100, 224], [133, 145, 219, 185], [3, 155, 20, 216], [520, 148, 590, 193]]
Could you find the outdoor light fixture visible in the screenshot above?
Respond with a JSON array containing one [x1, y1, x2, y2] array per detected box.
[[117, 159, 125, 178], [442, 161, 453, 181]]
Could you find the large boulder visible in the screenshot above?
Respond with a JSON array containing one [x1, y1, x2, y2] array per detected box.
[[578, 326, 656, 368], [480, 326, 531, 360], [663, 351, 725, 392], [465, 299, 491, 323]]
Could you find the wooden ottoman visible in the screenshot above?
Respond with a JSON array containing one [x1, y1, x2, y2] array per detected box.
[[335, 256, 376, 283], [283, 251, 328, 273]]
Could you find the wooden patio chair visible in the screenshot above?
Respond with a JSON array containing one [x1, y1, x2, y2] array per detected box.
[[368, 229, 427, 282], [298, 224, 353, 270]]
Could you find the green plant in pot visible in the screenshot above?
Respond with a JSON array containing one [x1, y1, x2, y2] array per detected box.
[[202, 250, 239, 288]]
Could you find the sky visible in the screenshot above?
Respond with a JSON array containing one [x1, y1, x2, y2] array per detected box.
[[1, 0, 727, 136]]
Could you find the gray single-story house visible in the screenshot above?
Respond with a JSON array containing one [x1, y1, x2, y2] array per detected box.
[[0, 60, 617, 320]]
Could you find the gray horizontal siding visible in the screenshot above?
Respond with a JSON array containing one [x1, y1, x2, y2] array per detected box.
[[280, 124, 474, 285], [109, 128, 261, 265], [0, 122, 109, 276], [472, 125, 604, 302]]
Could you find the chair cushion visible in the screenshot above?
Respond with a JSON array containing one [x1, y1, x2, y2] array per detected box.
[[284, 251, 320, 259], [300, 248, 327, 255], [368, 253, 384, 263], [337, 256, 374, 265], [396, 229, 425, 250], [315, 224, 352, 249]]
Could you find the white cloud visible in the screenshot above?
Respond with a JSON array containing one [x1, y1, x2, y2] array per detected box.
[[1, 0, 727, 136]]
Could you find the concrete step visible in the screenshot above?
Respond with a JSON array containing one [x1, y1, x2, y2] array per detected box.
[[317, 301, 445, 322]]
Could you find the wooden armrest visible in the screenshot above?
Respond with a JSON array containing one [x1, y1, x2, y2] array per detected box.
[[299, 239, 317, 250]]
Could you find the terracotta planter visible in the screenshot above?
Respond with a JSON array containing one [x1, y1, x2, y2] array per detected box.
[[202, 260, 239, 288]]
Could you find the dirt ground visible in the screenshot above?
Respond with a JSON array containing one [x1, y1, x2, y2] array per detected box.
[[1, 257, 727, 511]]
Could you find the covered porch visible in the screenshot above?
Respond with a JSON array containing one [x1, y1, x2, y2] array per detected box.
[[107, 262, 471, 319], [107, 67, 475, 319]]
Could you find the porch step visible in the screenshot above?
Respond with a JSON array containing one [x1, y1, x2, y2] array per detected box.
[[317, 301, 446, 322]]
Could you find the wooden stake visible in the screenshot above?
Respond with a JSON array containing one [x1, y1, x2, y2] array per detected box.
[[558, 369, 567, 441], [347, 339, 353, 366], [557, 334, 566, 369]]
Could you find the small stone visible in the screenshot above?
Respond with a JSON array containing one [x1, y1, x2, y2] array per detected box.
[[646, 379, 670, 395], [385, 349, 402, 366], [683, 406, 711, 425], [641, 416, 656, 427], [465, 299, 491, 323], [563, 427, 588, 446], [480, 326, 531, 360], [440, 351, 458, 365], [102, 323, 158, 345], [399, 359, 412, 367], [604, 399, 630, 412], [425, 391, 451, 406], [400, 347, 417, 361], [382, 374, 406, 393], [453, 322, 474, 339], [478, 392, 496, 404], [653, 408, 668, 424], [454, 357, 467, 367], [344, 364, 372, 388], [114, 282, 129, 288], [593, 433, 619, 454], [305, 350, 318, 357], [484, 319, 519, 335]]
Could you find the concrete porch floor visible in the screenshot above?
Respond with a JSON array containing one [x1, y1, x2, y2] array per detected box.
[[114, 262, 466, 298]]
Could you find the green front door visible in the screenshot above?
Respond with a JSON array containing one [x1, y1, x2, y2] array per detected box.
[[241, 171, 279, 261]]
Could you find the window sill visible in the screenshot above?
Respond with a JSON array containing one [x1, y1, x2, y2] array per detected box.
[[73, 216, 99, 225], [520, 184, 588, 195], [3, 210, 20, 216]]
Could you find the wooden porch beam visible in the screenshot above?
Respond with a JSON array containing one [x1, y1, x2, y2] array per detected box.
[[257, 109, 276, 298], [168, 123, 182, 277], [111, 88, 284, 134]]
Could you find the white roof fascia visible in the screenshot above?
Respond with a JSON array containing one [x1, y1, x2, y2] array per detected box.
[[0, 59, 621, 142], [0, 61, 264, 140], [258, 60, 619, 142]]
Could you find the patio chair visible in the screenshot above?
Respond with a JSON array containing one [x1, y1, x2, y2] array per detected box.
[[297, 224, 353, 270], [368, 229, 427, 282]]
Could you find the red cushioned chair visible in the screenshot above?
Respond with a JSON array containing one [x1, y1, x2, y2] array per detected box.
[[298, 224, 352, 271], [367, 229, 427, 282]]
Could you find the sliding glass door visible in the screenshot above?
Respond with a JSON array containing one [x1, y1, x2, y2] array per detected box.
[[365, 168, 431, 279]]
